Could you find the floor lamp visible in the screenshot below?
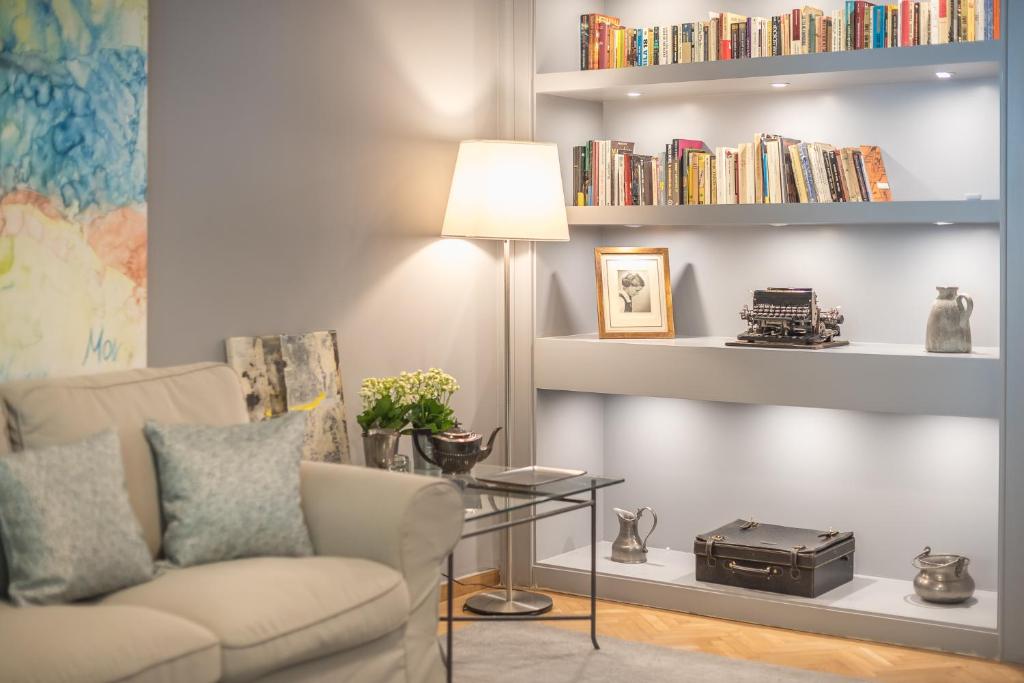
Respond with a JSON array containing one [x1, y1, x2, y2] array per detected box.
[[441, 140, 570, 615]]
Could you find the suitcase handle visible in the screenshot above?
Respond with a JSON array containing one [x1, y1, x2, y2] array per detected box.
[[727, 560, 780, 578]]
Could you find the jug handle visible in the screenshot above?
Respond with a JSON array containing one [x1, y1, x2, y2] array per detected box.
[[912, 546, 932, 569], [636, 507, 658, 554], [956, 293, 974, 327], [411, 429, 442, 468]]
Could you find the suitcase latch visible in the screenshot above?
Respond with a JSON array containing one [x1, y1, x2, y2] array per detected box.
[[705, 534, 726, 566], [790, 544, 806, 575]]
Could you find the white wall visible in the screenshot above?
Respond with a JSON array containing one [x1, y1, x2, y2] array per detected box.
[[148, 0, 504, 573]]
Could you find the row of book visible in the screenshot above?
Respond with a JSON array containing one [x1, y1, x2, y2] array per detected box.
[[572, 137, 892, 207], [580, 2, 999, 70]]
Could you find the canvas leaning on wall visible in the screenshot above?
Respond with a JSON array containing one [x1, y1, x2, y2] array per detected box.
[[226, 331, 351, 464]]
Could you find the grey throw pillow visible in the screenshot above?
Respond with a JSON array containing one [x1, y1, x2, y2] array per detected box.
[[0, 431, 154, 605], [145, 413, 314, 568]]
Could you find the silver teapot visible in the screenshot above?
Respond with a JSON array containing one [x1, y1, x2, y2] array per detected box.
[[411, 423, 500, 475], [912, 546, 975, 604], [611, 506, 658, 564]]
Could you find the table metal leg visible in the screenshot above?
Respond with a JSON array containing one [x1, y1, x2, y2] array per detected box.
[[447, 553, 454, 682], [590, 485, 599, 650]]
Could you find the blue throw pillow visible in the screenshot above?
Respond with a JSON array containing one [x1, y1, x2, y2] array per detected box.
[[144, 413, 314, 567], [0, 431, 154, 605]]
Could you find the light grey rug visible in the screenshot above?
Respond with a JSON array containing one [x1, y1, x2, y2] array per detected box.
[[450, 622, 866, 682]]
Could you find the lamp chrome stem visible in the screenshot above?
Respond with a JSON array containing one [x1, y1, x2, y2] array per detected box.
[[463, 239, 552, 617], [504, 238, 513, 604]]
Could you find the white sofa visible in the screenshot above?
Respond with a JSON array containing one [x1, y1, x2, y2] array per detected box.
[[0, 363, 464, 682]]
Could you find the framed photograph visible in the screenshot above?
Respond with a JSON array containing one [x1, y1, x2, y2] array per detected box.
[[594, 247, 675, 339]]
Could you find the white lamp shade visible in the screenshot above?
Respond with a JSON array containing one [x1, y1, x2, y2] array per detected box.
[[441, 140, 570, 241]]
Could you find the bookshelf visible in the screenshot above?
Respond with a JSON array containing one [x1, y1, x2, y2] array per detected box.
[[566, 199, 1000, 227], [510, 0, 1017, 662], [535, 334, 1000, 417], [536, 40, 1002, 100], [536, 543, 997, 656]]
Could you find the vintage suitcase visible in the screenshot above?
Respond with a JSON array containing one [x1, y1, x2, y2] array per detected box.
[[694, 519, 855, 598]]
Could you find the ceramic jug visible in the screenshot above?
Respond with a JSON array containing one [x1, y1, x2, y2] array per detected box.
[[926, 286, 973, 353], [611, 507, 658, 564]]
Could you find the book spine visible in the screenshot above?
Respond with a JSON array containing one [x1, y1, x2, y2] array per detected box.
[[872, 6, 885, 46], [580, 15, 588, 69], [829, 151, 847, 201], [790, 145, 808, 203], [798, 145, 817, 203], [790, 10, 800, 54], [821, 149, 837, 202], [853, 150, 872, 201], [809, 145, 830, 203]]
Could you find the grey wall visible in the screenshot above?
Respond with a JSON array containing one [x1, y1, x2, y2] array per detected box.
[[148, 0, 504, 572]]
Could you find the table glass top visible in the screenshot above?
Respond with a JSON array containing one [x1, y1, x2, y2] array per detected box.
[[412, 464, 624, 521]]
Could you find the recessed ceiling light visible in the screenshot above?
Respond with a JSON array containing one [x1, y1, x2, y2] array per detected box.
[[626, 91, 642, 98], [935, 71, 954, 79], [625, 224, 645, 228], [934, 221, 954, 226], [769, 223, 790, 227], [770, 82, 790, 88]]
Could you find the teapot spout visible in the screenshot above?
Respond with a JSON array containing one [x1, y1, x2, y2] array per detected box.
[[479, 427, 502, 461]]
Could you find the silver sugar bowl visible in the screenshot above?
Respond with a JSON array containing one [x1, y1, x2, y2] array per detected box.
[[912, 546, 975, 604]]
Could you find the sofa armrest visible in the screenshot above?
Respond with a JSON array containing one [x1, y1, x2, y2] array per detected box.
[[300, 462, 464, 605]]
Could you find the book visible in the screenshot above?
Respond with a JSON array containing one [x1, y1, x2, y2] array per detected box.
[[859, 145, 892, 201], [573, 137, 890, 206], [579, 3, 992, 71]]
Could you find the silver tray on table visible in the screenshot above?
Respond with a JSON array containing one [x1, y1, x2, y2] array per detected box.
[[473, 466, 586, 488]]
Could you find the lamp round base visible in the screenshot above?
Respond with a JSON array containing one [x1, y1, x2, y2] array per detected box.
[[463, 589, 553, 616]]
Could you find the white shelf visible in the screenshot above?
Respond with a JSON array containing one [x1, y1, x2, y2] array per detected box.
[[536, 542, 997, 657], [535, 334, 1000, 418], [536, 42, 1002, 101], [566, 200, 1001, 228]]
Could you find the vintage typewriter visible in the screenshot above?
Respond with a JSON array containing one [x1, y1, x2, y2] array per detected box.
[[726, 288, 848, 349]]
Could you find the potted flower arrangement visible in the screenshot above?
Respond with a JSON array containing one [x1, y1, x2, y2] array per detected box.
[[357, 368, 459, 469]]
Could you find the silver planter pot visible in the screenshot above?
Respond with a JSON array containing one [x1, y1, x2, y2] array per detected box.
[[362, 429, 401, 469]]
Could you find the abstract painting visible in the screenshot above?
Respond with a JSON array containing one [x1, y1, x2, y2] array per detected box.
[[0, 1, 148, 381], [226, 331, 351, 464]]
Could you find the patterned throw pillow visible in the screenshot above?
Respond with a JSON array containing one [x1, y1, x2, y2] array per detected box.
[[0, 431, 154, 605], [144, 413, 314, 567]]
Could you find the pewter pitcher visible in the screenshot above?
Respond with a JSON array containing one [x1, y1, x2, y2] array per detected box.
[[912, 546, 975, 604], [926, 286, 973, 353], [611, 506, 658, 564], [362, 429, 400, 469]]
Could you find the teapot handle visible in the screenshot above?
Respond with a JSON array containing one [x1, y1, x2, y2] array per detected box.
[[956, 293, 974, 327], [636, 507, 658, 554]]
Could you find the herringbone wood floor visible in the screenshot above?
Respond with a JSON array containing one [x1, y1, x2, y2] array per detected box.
[[440, 590, 1024, 682]]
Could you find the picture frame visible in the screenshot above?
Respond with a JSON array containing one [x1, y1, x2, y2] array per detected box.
[[594, 247, 675, 339]]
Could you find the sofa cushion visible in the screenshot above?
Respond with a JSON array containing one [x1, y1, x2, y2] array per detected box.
[[103, 556, 410, 682], [0, 430, 154, 605], [0, 600, 221, 683], [0, 363, 249, 560], [144, 414, 313, 568]]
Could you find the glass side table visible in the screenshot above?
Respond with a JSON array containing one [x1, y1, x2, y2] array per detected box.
[[416, 464, 625, 683]]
